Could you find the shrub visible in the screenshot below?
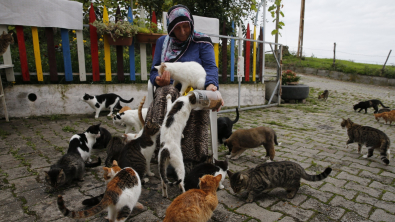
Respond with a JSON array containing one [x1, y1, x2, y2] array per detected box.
[[282, 70, 301, 85], [91, 20, 138, 41]]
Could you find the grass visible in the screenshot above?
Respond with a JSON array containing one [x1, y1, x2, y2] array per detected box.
[[267, 54, 395, 78], [0, 129, 10, 139], [62, 126, 77, 133]]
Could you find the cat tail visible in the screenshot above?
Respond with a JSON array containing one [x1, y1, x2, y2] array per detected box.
[[301, 167, 332, 181], [379, 101, 389, 108], [232, 107, 239, 124], [85, 157, 101, 168], [159, 148, 171, 184], [119, 97, 134, 104], [274, 132, 279, 146], [380, 139, 390, 165], [138, 96, 146, 126], [57, 194, 111, 218], [82, 194, 103, 206]]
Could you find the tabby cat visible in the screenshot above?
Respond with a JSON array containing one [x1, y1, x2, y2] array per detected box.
[[0, 31, 14, 56], [184, 158, 228, 191], [227, 161, 332, 203], [341, 118, 390, 165], [104, 136, 129, 167], [58, 167, 141, 222], [163, 174, 222, 222], [45, 153, 101, 190], [353, 99, 389, 113], [318, 90, 329, 101]]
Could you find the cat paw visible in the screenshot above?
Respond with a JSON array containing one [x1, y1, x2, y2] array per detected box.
[[226, 155, 232, 159], [107, 113, 112, 116], [166, 94, 172, 100], [143, 178, 150, 183], [362, 154, 368, 158], [147, 172, 155, 177], [245, 197, 254, 203], [219, 185, 224, 189], [266, 159, 272, 163], [94, 116, 99, 119], [231, 156, 240, 160]]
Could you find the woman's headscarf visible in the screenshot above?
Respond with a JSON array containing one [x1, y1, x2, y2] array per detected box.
[[161, 4, 213, 62]]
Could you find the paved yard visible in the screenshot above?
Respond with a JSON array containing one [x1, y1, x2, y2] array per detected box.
[[1, 72, 395, 222]]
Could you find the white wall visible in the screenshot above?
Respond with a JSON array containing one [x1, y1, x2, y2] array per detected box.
[[0, 83, 265, 118]]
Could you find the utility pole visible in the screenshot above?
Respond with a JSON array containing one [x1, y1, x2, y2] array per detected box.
[[332, 42, 336, 67], [297, 0, 305, 58], [381, 49, 392, 74]]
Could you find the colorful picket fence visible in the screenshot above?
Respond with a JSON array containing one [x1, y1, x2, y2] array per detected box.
[[2, 5, 266, 84]]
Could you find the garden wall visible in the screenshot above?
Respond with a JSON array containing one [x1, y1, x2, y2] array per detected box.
[[267, 63, 395, 87], [0, 83, 265, 118]]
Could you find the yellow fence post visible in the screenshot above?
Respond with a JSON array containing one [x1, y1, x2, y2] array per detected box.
[[214, 43, 219, 67], [103, 6, 112, 81], [31, 27, 43, 81]]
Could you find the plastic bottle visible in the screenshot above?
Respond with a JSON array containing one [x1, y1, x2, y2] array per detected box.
[[188, 90, 223, 111]]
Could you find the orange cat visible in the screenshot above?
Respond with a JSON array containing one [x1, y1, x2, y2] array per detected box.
[[118, 106, 131, 114], [374, 113, 387, 122], [382, 112, 395, 126], [163, 174, 222, 222]]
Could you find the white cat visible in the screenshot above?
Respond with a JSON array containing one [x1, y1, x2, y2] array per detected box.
[[154, 62, 207, 95], [158, 93, 200, 198], [82, 93, 134, 119], [113, 108, 148, 133]]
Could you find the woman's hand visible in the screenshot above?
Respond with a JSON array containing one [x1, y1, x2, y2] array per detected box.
[[155, 71, 171, 86], [206, 84, 224, 111]]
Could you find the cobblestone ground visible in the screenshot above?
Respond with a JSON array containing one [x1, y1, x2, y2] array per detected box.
[[1, 72, 395, 222]]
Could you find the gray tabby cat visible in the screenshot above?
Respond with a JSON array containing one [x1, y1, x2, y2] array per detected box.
[[104, 136, 128, 167], [341, 118, 390, 165], [227, 161, 332, 203], [0, 31, 14, 56]]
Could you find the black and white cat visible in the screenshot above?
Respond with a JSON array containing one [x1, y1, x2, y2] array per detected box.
[[82, 93, 134, 119], [92, 126, 112, 149], [67, 124, 101, 162], [184, 158, 228, 191], [217, 107, 239, 144], [158, 93, 199, 198], [113, 108, 148, 133]]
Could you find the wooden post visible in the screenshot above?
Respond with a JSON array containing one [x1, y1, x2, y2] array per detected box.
[[245, 23, 250, 82], [76, 30, 86, 82], [45, 28, 58, 82], [139, 8, 148, 81], [381, 50, 392, 74], [221, 21, 227, 83], [297, 0, 306, 58], [89, 3, 100, 81], [103, 6, 112, 81], [258, 27, 263, 82], [151, 11, 157, 58], [116, 6, 125, 82], [332, 42, 336, 67], [15, 26, 29, 81], [31, 27, 44, 81]]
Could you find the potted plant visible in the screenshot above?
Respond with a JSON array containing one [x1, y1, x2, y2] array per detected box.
[[134, 18, 167, 44], [91, 20, 138, 46], [280, 70, 309, 102]]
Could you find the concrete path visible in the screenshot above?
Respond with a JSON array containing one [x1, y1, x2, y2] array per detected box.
[[1, 73, 395, 221]]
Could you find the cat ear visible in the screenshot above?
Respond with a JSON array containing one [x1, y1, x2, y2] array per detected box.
[[58, 169, 64, 177], [227, 170, 233, 178], [154, 65, 160, 70], [44, 171, 49, 176], [161, 62, 166, 67], [112, 160, 118, 166], [103, 167, 108, 172], [215, 174, 222, 182], [96, 123, 101, 127]]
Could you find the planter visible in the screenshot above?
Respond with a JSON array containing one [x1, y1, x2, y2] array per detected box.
[[265, 80, 280, 103], [136, 33, 166, 44], [281, 84, 310, 101], [105, 34, 133, 46]]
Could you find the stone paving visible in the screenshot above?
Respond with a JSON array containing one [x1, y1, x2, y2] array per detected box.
[[1, 72, 395, 222]]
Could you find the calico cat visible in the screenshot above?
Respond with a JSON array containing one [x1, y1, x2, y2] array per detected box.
[[154, 62, 207, 95], [353, 99, 389, 114], [341, 118, 390, 165], [57, 167, 141, 222], [92, 126, 112, 149], [0, 31, 14, 56], [225, 126, 279, 161], [82, 93, 134, 119], [113, 108, 148, 133], [163, 174, 222, 222], [67, 124, 101, 162], [318, 90, 329, 101], [227, 161, 332, 203], [217, 107, 239, 144], [45, 152, 101, 190], [159, 93, 200, 198], [184, 159, 228, 191]]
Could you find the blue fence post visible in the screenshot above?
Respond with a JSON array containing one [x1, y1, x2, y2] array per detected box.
[[60, 29, 73, 81], [128, 7, 136, 81]]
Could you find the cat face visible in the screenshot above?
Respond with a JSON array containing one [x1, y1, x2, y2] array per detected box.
[[86, 124, 101, 138], [198, 174, 222, 190], [227, 171, 246, 194], [214, 158, 228, 171], [154, 62, 167, 75], [103, 160, 122, 182], [82, 93, 94, 101], [0, 31, 14, 44], [341, 118, 353, 129], [45, 169, 66, 188]]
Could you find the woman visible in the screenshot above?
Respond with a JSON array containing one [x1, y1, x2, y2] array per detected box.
[[146, 4, 220, 163]]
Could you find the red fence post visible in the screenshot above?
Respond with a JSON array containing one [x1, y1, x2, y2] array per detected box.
[[89, 3, 100, 81], [15, 26, 30, 81]]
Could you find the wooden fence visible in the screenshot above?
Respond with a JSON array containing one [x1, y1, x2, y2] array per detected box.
[[1, 4, 267, 84]]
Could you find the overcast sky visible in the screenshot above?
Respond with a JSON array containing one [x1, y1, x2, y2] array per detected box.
[[252, 0, 394, 65]]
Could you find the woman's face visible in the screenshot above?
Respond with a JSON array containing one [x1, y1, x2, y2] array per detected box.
[[173, 22, 191, 42]]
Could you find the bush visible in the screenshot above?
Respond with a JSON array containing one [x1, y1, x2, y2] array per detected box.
[[282, 70, 300, 85]]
